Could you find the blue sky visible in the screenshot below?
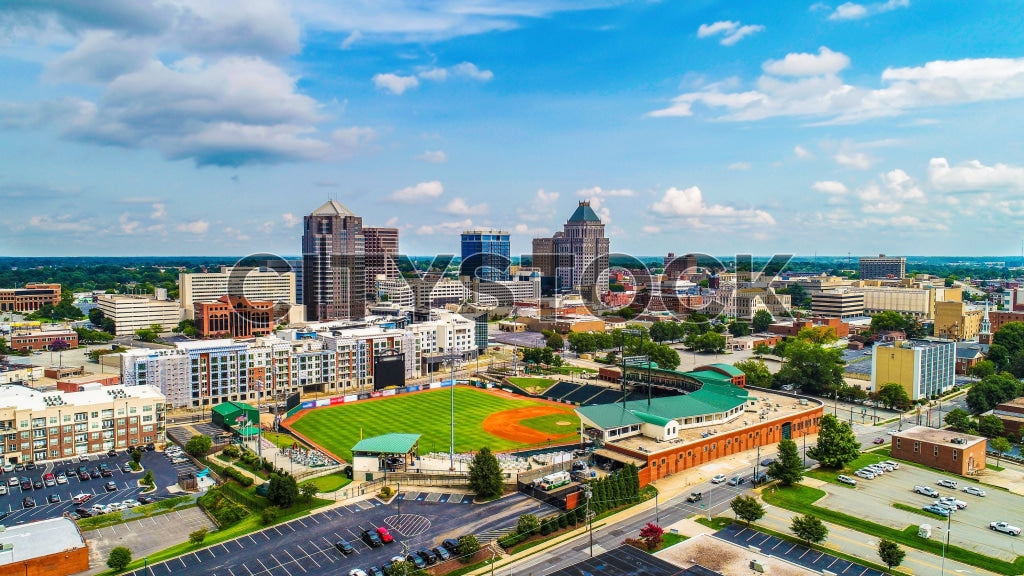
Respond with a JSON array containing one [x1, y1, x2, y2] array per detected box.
[[2, 1, 1024, 258]]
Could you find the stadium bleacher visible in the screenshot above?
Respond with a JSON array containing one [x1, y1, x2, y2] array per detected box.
[[561, 384, 606, 405], [543, 381, 582, 401], [587, 389, 625, 405]]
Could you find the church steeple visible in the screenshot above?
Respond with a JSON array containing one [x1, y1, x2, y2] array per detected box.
[[979, 300, 992, 344]]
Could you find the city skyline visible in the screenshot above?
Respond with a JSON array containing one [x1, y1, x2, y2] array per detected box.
[[3, 2, 1024, 257]]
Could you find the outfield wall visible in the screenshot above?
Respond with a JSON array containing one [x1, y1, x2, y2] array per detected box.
[[284, 379, 489, 419]]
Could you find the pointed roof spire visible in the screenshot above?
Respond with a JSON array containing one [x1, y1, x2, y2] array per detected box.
[[311, 199, 356, 217], [567, 200, 602, 223]]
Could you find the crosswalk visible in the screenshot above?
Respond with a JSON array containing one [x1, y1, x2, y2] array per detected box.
[[475, 526, 515, 543]]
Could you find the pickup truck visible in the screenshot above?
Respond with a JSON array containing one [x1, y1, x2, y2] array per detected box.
[[914, 485, 939, 497], [990, 521, 1022, 536], [686, 492, 703, 503]]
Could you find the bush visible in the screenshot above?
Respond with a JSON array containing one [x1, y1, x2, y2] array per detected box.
[[540, 520, 551, 536], [380, 486, 394, 499], [222, 466, 254, 487], [623, 537, 649, 551], [142, 470, 154, 487], [261, 506, 280, 525], [516, 513, 540, 535], [222, 445, 241, 458], [558, 514, 568, 529], [189, 528, 208, 545], [197, 488, 248, 527]]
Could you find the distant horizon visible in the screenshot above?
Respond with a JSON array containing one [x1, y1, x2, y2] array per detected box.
[[2, 255, 1023, 262]]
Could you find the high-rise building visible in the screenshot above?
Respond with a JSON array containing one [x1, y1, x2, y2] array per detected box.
[[859, 254, 906, 279], [363, 227, 400, 298], [179, 267, 296, 314], [870, 338, 955, 400], [302, 200, 366, 321], [532, 201, 609, 300], [461, 229, 511, 282]]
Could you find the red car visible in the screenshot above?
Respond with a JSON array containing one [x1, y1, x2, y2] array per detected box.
[[376, 527, 394, 544], [873, 437, 885, 445]]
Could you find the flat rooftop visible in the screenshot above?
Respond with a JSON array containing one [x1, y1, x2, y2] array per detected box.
[[0, 517, 86, 565], [0, 383, 163, 411], [893, 425, 986, 448], [610, 389, 822, 455]]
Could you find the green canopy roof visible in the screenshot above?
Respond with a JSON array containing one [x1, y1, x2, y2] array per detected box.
[[351, 433, 421, 455], [708, 363, 744, 377], [236, 425, 260, 437], [568, 202, 602, 222]]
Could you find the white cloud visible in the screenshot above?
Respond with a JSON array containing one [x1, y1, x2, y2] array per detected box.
[[150, 203, 166, 219], [762, 46, 850, 76], [855, 168, 925, 214], [928, 158, 1024, 192], [119, 213, 140, 235], [650, 52, 1024, 123], [340, 30, 362, 50], [389, 180, 444, 202], [385, 216, 399, 227], [835, 150, 873, 170], [416, 150, 448, 163], [331, 126, 376, 156], [794, 145, 813, 159], [418, 68, 449, 82], [641, 225, 662, 234], [513, 222, 549, 237], [27, 215, 94, 232], [696, 20, 764, 46], [44, 30, 153, 84], [587, 197, 613, 223], [442, 197, 488, 216], [518, 188, 560, 222], [282, 213, 300, 227], [728, 162, 751, 171], [176, 220, 209, 234], [415, 219, 473, 235], [829, 0, 909, 21], [650, 186, 775, 227], [577, 186, 635, 198], [373, 73, 420, 94], [452, 62, 494, 81], [812, 181, 848, 195]]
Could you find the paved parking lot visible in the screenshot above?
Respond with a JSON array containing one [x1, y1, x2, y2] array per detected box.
[[815, 462, 1021, 560], [120, 492, 557, 576], [716, 524, 885, 576], [85, 506, 213, 572]]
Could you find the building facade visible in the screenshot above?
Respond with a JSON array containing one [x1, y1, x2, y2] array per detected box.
[[0, 283, 60, 313], [96, 293, 182, 336], [890, 426, 985, 476], [811, 290, 865, 319], [0, 383, 164, 463], [302, 200, 366, 321], [870, 339, 956, 400], [363, 227, 400, 298], [0, 517, 89, 576], [8, 329, 78, 352], [194, 295, 274, 339], [179, 267, 296, 315], [933, 300, 985, 341], [859, 255, 906, 280], [532, 201, 610, 300], [461, 229, 511, 282]]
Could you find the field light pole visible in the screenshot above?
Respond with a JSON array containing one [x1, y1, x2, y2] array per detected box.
[[448, 353, 458, 472]]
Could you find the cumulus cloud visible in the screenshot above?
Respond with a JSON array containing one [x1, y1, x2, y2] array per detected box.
[[390, 180, 444, 202], [176, 219, 209, 234], [373, 73, 420, 94], [641, 225, 662, 234], [442, 197, 488, 216], [416, 150, 447, 163], [794, 145, 813, 159], [697, 20, 764, 46], [451, 62, 494, 81], [812, 181, 848, 195], [331, 126, 376, 156], [577, 186, 635, 198], [856, 169, 925, 214], [835, 150, 873, 170], [728, 162, 751, 171], [28, 214, 94, 232], [415, 219, 473, 235], [518, 188, 560, 222], [928, 158, 1024, 192], [150, 203, 166, 219], [282, 213, 300, 227], [828, 0, 909, 21], [650, 186, 775, 227], [44, 30, 153, 84], [649, 50, 1024, 124]]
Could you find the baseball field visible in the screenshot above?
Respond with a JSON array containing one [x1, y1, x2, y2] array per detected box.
[[286, 386, 580, 462]]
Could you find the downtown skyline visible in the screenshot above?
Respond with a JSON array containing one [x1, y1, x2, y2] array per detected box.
[[2, 1, 1024, 258]]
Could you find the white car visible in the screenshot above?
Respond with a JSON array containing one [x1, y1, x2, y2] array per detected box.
[[854, 469, 876, 480], [121, 499, 139, 508], [991, 521, 1021, 536], [0, 484, 7, 495], [937, 496, 967, 509], [936, 479, 958, 489], [962, 485, 986, 497], [882, 460, 900, 470], [711, 474, 727, 484], [837, 474, 857, 486], [56, 474, 68, 484]]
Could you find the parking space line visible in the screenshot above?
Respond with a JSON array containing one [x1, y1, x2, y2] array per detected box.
[[193, 552, 202, 564], [308, 514, 319, 524], [296, 518, 307, 528], [243, 563, 255, 576], [274, 526, 283, 536], [271, 554, 292, 576], [207, 546, 216, 559], [286, 548, 310, 571], [248, 534, 258, 545], [256, 558, 272, 576]]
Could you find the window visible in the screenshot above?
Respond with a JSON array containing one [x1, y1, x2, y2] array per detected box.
[[952, 450, 958, 461], [934, 446, 939, 457], [896, 438, 901, 449], [914, 441, 920, 453]]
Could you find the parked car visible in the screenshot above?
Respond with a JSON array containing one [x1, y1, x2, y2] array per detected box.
[[348, 570, 367, 576], [873, 437, 885, 444], [32, 480, 43, 490], [760, 458, 775, 467], [922, 504, 951, 517], [416, 549, 437, 566], [56, 473, 68, 485], [883, 460, 900, 470], [121, 463, 133, 473], [854, 469, 875, 480], [22, 497, 35, 508], [48, 493, 61, 504], [366, 566, 384, 576], [727, 475, 746, 486], [335, 539, 355, 555], [686, 492, 703, 503], [432, 546, 451, 561], [0, 484, 7, 496], [752, 472, 769, 485], [837, 474, 857, 486], [936, 479, 958, 489], [122, 499, 139, 508], [914, 485, 939, 497], [24, 462, 35, 471], [377, 527, 394, 544], [962, 485, 986, 497], [406, 554, 426, 569], [137, 496, 155, 504], [72, 493, 92, 504], [991, 521, 1022, 536], [74, 507, 92, 518], [43, 473, 56, 487], [711, 474, 727, 484], [107, 449, 118, 458], [19, 477, 31, 490], [441, 538, 460, 553], [937, 496, 967, 509], [104, 481, 118, 492], [362, 529, 383, 547], [7, 477, 18, 487], [77, 472, 90, 481], [89, 469, 101, 479]]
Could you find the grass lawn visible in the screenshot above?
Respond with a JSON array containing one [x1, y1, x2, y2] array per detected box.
[[988, 463, 1006, 472], [694, 516, 733, 530], [518, 413, 578, 436], [263, 432, 305, 450], [650, 532, 687, 551], [300, 471, 351, 492], [804, 452, 891, 484], [289, 387, 579, 461], [893, 502, 949, 521], [764, 484, 1024, 575], [508, 376, 558, 392], [77, 495, 196, 531]]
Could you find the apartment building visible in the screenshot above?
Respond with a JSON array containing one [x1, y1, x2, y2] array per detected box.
[[811, 290, 865, 319], [859, 255, 906, 279], [933, 300, 985, 341], [0, 383, 165, 463], [179, 267, 297, 315], [870, 338, 955, 401]]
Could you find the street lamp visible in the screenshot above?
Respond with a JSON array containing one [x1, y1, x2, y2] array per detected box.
[[940, 512, 951, 576], [584, 486, 594, 556]]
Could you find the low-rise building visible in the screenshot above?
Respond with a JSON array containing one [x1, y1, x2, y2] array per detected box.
[[0, 516, 89, 576], [0, 383, 165, 462], [811, 290, 865, 319], [890, 425, 985, 476], [0, 283, 60, 314], [990, 397, 1024, 439], [8, 328, 78, 352], [0, 364, 42, 386], [194, 295, 275, 339], [769, 317, 850, 339], [933, 300, 985, 341], [954, 343, 986, 375], [96, 291, 182, 336], [870, 338, 955, 400]]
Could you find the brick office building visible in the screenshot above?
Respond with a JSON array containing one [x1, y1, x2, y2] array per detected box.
[[890, 425, 986, 476], [0, 283, 60, 313], [991, 397, 1024, 439], [194, 295, 274, 339], [9, 329, 78, 352]]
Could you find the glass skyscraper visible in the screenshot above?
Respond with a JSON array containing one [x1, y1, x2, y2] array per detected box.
[[460, 229, 511, 282]]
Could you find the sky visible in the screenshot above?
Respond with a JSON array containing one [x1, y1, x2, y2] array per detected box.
[[2, 1, 1024, 258]]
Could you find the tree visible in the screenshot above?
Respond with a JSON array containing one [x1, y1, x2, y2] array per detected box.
[[267, 474, 298, 508], [261, 505, 280, 525], [687, 331, 727, 353], [776, 339, 844, 395], [174, 319, 198, 338], [790, 514, 828, 545], [752, 310, 774, 333], [944, 408, 975, 433], [966, 373, 1021, 413], [734, 359, 773, 389], [300, 482, 319, 503], [753, 342, 773, 357], [638, 523, 664, 550], [785, 283, 810, 308], [644, 342, 680, 370], [993, 321, 1024, 356], [768, 438, 803, 486], [107, 546, 132, 572], [988, 343, 1010, 371], [545, 332, 564, 351], [730, 495, 765, 526], [467, 447, 504, 499], [457, 534, 481, 561], [969, 360, 996, 379], [189, 527, 208, 545], [142, 470, 154, 487], [807, 414, 861, 469], [877, 383, 911, 410], [877, 539, 906, 572], [184, 434, 212, 458], [89, 307, 105, 326], [516, 513, 540, 535], [978, 415, 1005, 438], [990, 437, 1012, 467], [728, 321, 750, 337], [134, 324, 162, 342], [796, 326, 838, 345]]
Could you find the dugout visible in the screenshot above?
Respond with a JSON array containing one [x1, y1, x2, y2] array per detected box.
[[351, 433, 421, 481]]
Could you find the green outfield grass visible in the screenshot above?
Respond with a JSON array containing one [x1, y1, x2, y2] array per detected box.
[[518, 413, 578, 436], [507, 376, 558, 392], [288, 387, 580, 462]]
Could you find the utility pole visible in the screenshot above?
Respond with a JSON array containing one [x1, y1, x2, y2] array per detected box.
[[397, 481, 402, 529], [585, 486, 594, 557]]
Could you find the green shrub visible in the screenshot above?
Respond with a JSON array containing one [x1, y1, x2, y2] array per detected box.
[[222, 445, 240, 458], [261, 506, 280, 525], [558, 514, 568, 529], [197, 488, 248, 527], [189, 528, 208, 544], [540, 520, 551, 536]]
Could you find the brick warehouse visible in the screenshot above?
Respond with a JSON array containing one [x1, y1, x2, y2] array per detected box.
[[576, 364, 824, 486], [0, 517, 89, 576], [891, 425, 986, 476]]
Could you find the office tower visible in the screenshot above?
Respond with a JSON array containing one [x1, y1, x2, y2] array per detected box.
[[859, 254, 906, 280], [302, 200, 366, 321], [363, 227, 400, 298], [532, 200, 609, 300], [461, 229, 511, 282]]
